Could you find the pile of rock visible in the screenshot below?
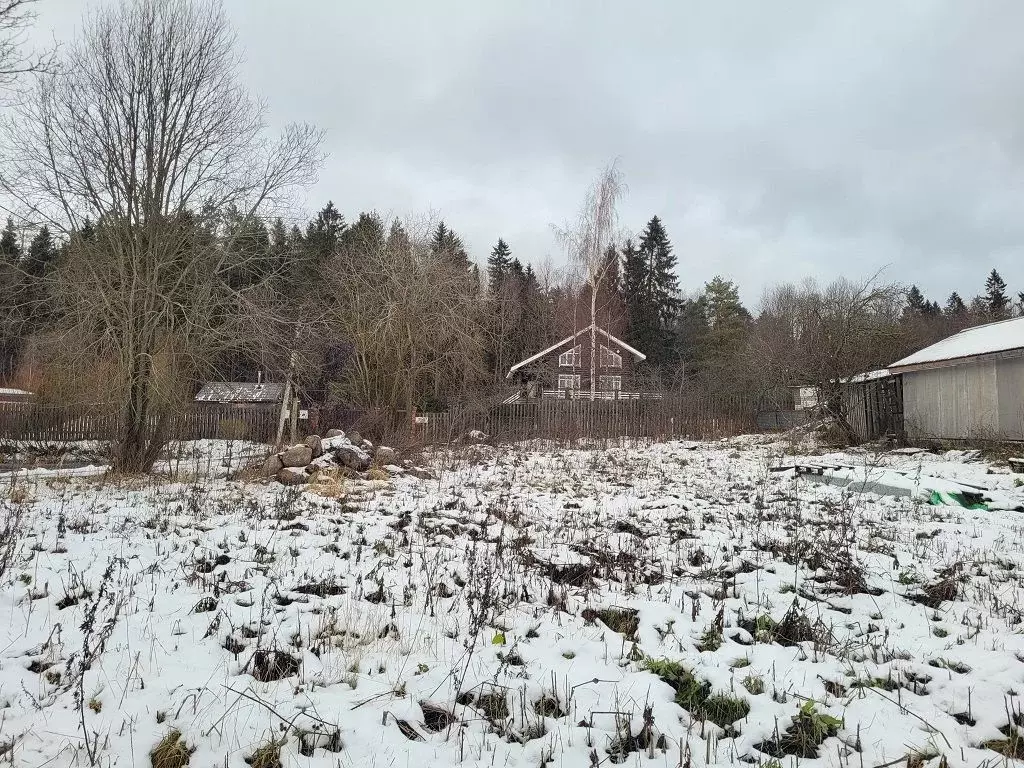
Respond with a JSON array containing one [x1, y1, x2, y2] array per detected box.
[[260, 430, 423, 486]]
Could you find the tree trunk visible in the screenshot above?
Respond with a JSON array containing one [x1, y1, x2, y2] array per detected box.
[[115, 351, 152, 473], [590, 289, 597, 401]]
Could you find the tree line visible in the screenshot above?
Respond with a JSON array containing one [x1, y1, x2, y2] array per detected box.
[[0, 0, 1021, 470]]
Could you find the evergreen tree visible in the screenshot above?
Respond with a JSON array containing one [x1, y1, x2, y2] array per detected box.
[[905, 285, 927, 315], [1018, 292, 1024, 315], [0, 217, 20, 264], [701, 277, 749, 360], [487, 238, 512, 295], [945, 292, 966, 315], [385, 220, 411, 259], [305, 201, 346, 260], [621, 237, 655, 352], [24, 225, 56, 278], [985, 268, 1009, 316], [269, 217, 289, 270], [623, 217, 680, 366], [637, 216, 680, 326], [79, 218, 96, 242], [599, 244, 620, 296], [431, 220, 470, 271], [223, 210, 270, 288], [673, 296, 708, 372], [341, 211, 385, 254], [590, 244, 625, 334]]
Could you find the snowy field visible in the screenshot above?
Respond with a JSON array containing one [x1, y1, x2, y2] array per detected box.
[[2, 436, 1024, 768]]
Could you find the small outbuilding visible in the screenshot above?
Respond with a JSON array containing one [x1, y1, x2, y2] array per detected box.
[[194, 381, 285, 410], [889, 317, 1024, 441], [0, 387, 35, 404]]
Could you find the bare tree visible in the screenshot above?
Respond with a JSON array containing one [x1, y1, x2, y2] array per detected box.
[[752, 273, 905, 440], [322, 215, 486, 417], [555, 163, 625, 400], [0, 0, 53, 93], [1, 0, 323, 471]]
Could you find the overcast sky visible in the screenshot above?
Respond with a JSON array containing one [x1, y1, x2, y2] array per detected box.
[[28, 1, 1024, 307]]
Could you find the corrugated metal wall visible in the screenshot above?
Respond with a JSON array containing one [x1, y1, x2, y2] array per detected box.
[[903, 357, 1024, 440]]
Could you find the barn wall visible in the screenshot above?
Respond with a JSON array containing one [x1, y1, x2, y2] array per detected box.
[[996, 357, 1024, 438], [902, 359, 1024, 440]]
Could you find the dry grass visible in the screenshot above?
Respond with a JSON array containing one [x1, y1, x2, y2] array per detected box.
[[150, 731, 193, 768]]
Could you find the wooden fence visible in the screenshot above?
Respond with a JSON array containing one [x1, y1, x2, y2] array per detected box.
[[483, 395, 762, 443], [0, 402, 279, 444], [1, 394, 789, 447]]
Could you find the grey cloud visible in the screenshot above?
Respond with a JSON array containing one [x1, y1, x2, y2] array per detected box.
[[28, 0, 1024, 306]]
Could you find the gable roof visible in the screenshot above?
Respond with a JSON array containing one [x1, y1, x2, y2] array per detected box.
[[195, 381, 285, 403], [506, 324, 646, 377], [890, 316, 1024, 370]]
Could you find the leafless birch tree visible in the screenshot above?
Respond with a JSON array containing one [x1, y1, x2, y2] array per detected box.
[[1, 0, 323, 471], [556, 163, 624, 400]]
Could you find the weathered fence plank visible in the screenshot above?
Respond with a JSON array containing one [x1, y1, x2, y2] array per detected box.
[[0, 403, 278, 444]]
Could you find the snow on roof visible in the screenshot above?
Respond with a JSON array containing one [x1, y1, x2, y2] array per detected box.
[[194, 381, 285, 403], [0, 387, 33, 396], [506, 324, 646, 377], [890, 316, 1024, 369], [843, 369, 891, 384]]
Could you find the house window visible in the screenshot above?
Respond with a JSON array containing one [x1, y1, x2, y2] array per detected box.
[[599, 345, 622, 368], [599, 375, 622, 392], [558, 374, 581, 391], [558, 345, 581, 367]]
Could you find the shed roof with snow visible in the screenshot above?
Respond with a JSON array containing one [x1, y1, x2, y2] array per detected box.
[[0, 387, 34, 403], [194, 381, 285, 404], [890, 316, 1024, 372]]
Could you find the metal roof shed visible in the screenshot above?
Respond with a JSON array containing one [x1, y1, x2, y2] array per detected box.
[[889, 317, 1024, 441]]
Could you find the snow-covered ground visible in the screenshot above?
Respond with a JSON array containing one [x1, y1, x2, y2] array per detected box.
[[2, 436, 1024, 767]]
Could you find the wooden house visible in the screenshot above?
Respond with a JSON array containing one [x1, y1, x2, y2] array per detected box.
[[505, 324, 653, 401]]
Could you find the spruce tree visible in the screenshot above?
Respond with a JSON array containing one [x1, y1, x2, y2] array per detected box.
[[945, 292, 966, 315], [600, 244, 620, 295], [305, 201, 346, 260], [0, 217, 20, 264], [385, 220, 411, 258], [269, 217, 289, 271], [487, 238, 512, 295], [341, 211, 385, 253], [431, 220, 470, 270], [985, 268, 1009, 316], [905, 285, 927, 314], [621, 237, 656, 355], [25, 225, 56, 278], [623, 216, 680, 366], [638, 216, 680, 327]]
